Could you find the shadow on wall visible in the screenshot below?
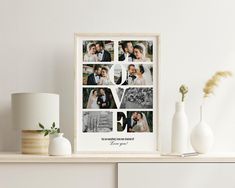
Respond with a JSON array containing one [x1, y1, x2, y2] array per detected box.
[[0, 106, 19, 151], [54, 48, 74, 149]]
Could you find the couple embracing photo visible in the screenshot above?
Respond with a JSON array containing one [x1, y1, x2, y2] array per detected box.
[[83, 41, 113, 62], [127, 111, 151, 132], [119, 41, 152, 62], [86, 89, 110, 109], [87, 65, 112, 85], [85, 88, 117, 109], [116, 64, 153, 85]]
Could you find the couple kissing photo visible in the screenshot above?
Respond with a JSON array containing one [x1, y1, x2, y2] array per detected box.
[[118, 41, 153, 62], [117, 111, 153, 132], [83, 88, 117, 109], [83, 41, 114, 62]]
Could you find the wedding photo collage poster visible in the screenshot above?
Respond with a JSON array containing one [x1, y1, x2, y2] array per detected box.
[[76, 36, 158, 152]]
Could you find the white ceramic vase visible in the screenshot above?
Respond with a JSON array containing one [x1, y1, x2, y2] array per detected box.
[[190, 106, 214, 154], [48, 133, 72, 156], [171, 102, 188, 154]]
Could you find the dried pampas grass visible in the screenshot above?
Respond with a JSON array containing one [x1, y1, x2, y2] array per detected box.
[[203, 71, 232, 98]]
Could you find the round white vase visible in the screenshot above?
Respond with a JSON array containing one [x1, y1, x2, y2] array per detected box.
[[48, 133, 72, 156], [171, 102, 188, 154], [190, 105, 214, 154]]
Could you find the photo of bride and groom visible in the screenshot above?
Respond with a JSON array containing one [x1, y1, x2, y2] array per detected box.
[[83, 88, 117, 109], [83, 41, 114, 62], [83, 64, 112, 85], [118, 41, 153, 62], [115, 64, 153, 85], [117, 111, 152, 132]]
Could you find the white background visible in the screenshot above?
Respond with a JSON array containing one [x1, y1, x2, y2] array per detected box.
[[0, 0, 235, 153]]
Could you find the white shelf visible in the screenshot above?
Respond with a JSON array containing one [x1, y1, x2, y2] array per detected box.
[[1, 152, 235, 163]]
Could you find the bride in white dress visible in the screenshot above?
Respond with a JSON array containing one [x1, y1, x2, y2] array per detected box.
[[134, 64, 153, 85], [132, 112, 150, 132], [98, 66, 112, 85], [84, 43, 99, 62], [86, 89, 100, 109], [133, 43, 151, 62]]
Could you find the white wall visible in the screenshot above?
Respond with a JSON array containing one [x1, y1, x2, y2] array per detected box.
[[0, 0, 235, 153]]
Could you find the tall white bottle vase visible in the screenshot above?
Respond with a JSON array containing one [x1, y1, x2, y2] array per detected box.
[[171, 102, 189, 154]]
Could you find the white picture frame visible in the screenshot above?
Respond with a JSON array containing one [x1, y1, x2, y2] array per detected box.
[[74, 33, 160, 153]]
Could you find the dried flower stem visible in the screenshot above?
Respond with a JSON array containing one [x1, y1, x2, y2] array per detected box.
[[203, 71, 232, 98], [179, 85, 188, 102]]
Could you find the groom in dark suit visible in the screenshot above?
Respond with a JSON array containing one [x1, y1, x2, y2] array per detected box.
[[116, 64, 137, 85], [96, 41, 112, 62], [119, 41, 136, 61], [127, 112, 138, 132], [97, 88, 111, 109], [87, 65, 102, 85]]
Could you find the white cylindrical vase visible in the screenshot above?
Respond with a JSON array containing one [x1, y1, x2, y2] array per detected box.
[[171, 102, 188, 154]]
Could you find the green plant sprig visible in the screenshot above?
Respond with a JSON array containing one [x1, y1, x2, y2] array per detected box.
[[179, 84, 188, 102], [39, 122, 60, 136]]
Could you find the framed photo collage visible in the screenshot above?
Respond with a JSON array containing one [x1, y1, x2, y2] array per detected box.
[[75, 34, 159, 153]]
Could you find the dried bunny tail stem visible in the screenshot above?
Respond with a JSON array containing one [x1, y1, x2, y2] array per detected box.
[[216, 71, 233, 77], [203, 71, 233, 98]]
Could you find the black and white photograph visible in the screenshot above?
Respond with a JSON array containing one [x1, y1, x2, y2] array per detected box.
[[117, 111, 153, 133], [120, 88, 153, 109], [83, 88, 117, 109], [116, 88, 124, 101], [83, 64, 113, 85], [83, 40, 114, 62], [118, 41, 153, 62], [114, 64, 153, 85], [113, 64, 122, 84], [83, 111, 113, 132]]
